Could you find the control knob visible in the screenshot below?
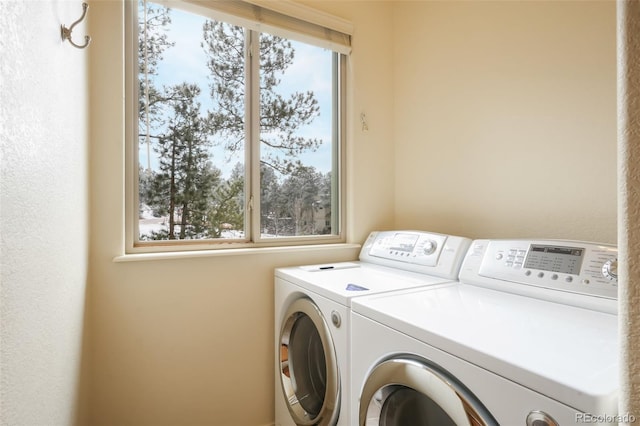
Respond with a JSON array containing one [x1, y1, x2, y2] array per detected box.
[[602, 258, 618, 281], [423, 240, 437, 255]]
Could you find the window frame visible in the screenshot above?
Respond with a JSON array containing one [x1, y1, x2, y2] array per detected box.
[[124, 0, 348, 254]]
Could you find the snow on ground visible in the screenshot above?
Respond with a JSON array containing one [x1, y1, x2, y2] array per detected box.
[[138, 204, 244, 239]]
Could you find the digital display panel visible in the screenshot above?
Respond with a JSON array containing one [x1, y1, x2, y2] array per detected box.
[[524, 245, 584, 275], [389, 233, 419, 253]]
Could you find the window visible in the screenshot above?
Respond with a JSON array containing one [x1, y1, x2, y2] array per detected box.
[[126, 0, 350, 252]]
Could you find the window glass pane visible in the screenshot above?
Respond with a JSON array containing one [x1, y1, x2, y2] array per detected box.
[[137, 1, 246, 241], [259, 34, 337, 238], [133, 0, 342, 248]]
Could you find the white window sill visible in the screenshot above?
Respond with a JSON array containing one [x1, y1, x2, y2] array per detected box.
[[113, 243, 361, 263]]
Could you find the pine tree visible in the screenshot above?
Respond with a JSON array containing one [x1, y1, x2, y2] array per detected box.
[[202, 21, 322, 173], [208, 163, 244, 237], [153, 83, 217, 239], [138, 1, 174, 171], [280, 167, 323, 235], [138, 4, 327, 240]]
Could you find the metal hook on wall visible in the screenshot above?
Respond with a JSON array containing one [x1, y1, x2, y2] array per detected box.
[[61, 2, 91, 49]]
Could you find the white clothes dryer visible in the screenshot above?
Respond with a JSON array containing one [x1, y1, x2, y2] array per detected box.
[[350, 239, 619, 426], [274, 230, 471, 426]]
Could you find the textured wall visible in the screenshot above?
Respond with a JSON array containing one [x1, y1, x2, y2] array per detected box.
[[618, 0, 640, 421], [0, 1, 89, 424]]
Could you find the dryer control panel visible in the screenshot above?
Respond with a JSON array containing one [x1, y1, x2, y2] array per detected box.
[[359, 230, 471, 280], [460, 239, 618, 313]]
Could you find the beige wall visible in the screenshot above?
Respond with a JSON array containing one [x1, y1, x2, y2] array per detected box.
[[0, 1, 90, 425], [88, 1, 393, 425], [89, 1, 627, 424], [393, 1, 617, 243]]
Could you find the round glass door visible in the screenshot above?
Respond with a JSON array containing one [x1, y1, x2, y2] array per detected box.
[[375, 386, 457, 425], [360, 357, 497, 426], [280, 298, 340, 426]]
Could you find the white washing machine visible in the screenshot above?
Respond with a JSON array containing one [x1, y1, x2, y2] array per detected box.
[[351, 239, 619, 426], [274, 230, 472, 426]]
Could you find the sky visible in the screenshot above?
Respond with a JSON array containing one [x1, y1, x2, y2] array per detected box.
[[139, 2, 335, 179]]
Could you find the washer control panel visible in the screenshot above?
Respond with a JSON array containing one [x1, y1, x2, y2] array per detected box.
[[367, 231, 447, 266], [360, 230, 471, 280], [477, 240, 617, 299]]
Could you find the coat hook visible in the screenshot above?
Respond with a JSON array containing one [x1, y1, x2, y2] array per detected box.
[[61, 2, 91, 49]]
